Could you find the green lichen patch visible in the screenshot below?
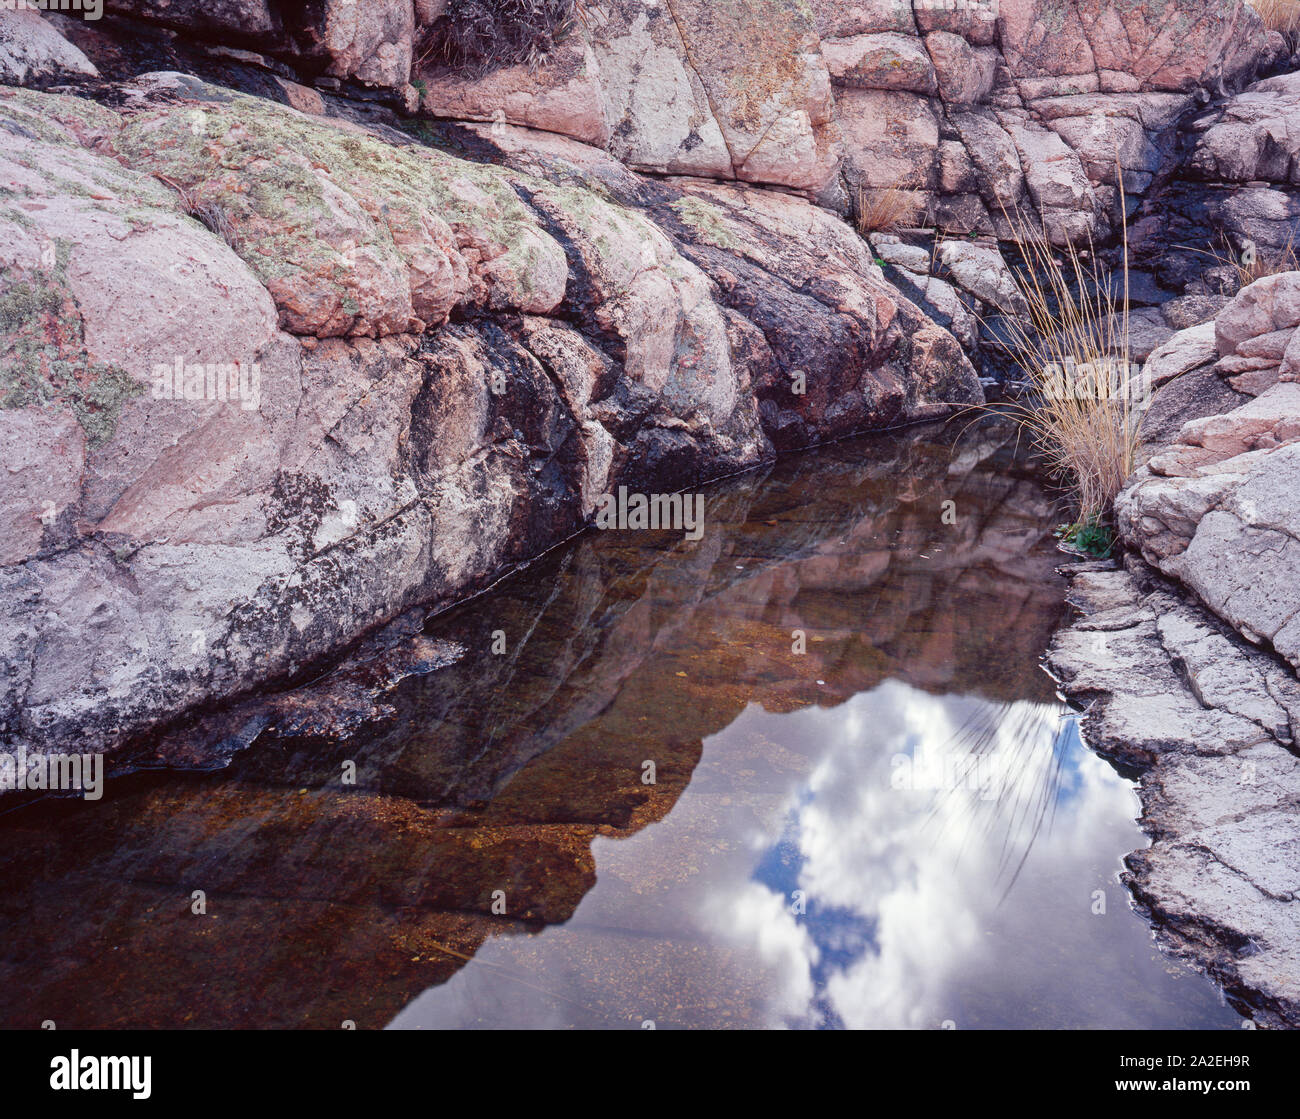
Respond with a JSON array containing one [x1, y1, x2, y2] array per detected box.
[[0, 240, 141, 447], [0, 87, 123, 149], [670, 196, 742, 251], [112, 80, 560, 329]]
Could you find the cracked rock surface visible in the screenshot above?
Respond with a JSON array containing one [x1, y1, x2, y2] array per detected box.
[[1048, 270, 1300, 1029], [1048, 560, 1300, 1028]]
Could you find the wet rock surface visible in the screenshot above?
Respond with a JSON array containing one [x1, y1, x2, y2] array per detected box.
[[1048, 559, 1300, 1029]]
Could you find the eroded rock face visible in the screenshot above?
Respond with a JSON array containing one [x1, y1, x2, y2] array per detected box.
[[1048, 561, 1300, 1029], [50, 1, 1275, 237], [1186, 70, 1300, 185], [999, 0, 1268, 96], [1118, 275, 1300, 674], [0, 77, 979, 758], [1137, 70, 1300, 294], [105, 0, 415, 89]]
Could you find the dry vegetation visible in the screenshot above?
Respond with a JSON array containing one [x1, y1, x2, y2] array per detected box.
[[153, 173, 238, 250], [854, 181, 922, 235], [418, 0, 581, 76], [1249, 0, 1300, 42], [1204, 230, 1300, 289], [989, 205, 1145, 534]]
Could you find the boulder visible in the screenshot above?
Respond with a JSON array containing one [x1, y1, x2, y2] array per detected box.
[[1145, 321, 1220, 388], [1005, 119, 1097, 244], [417, 27, 611, 146], [110, 73, 565, 338], [1185, 70, 1300, 185], [1215, 271, 1300, 358], [823, 32, 937, 95], [0, 7, 98, 85], [935, 239, 1028, 314], [837, 88, 940, 192], [951, 110, 1026, 212], [654, 0, 840, 195], [924, 31, 997, 107]]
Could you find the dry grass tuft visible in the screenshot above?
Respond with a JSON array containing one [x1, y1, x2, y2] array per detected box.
[[1203, 230, 1300, 290], [418, 0, 580, 77], [1249, 0, 1300, 40], [153, 174, 239, 251], [855, 181, 921, 235], [984, 199, 1147, 526]]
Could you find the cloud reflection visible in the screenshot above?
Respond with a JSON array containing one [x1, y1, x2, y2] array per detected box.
[[392, 682, 1231, 1029]]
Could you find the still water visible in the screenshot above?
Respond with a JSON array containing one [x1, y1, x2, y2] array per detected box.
[[0, 419, 1241, 1029]]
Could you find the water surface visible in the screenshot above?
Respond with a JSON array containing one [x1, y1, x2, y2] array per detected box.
[[0, 419, 1241, 1029]]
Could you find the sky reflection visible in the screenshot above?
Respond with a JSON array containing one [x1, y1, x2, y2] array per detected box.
[[392, 683, 1237, 1030]]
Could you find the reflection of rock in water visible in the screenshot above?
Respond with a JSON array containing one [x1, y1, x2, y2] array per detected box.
[[0, 417, 1070, 1028]]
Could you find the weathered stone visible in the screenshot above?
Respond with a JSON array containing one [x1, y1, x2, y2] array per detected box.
[[1138, 363, 1251, 463], [951, 110, 1025, 211], [417, 30, 611, 147], [0, 7, 97, 84], [588, 0, 731, 177], [924, 31, 996, 106], [0, 79, 982, 759], [1216, 271, 1300, 357], [823, 32, 937, 95], [1006, 120, 1097, 244], [1109, 306, 1176, 362], [838, 88, 939, 191], [999, 0, 1268, 95], [807, 0, 914, 39], [1162, 293, 1229, 331], [1047, 110, 1163, 191], [111, 74, 564, 338], [1120, 378, 1300, 668], [1186, 70, 1300, 185], [106, 0, 415, 90], [869, 234, 932, 276], [0, 408, 84, 566], [1144, 321, 1219, 388], [935, 239, 1028, 314], [1048, 562, 1300, 1028]]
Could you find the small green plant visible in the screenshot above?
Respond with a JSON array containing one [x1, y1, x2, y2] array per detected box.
[[1055, 516, 1116, 558]]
